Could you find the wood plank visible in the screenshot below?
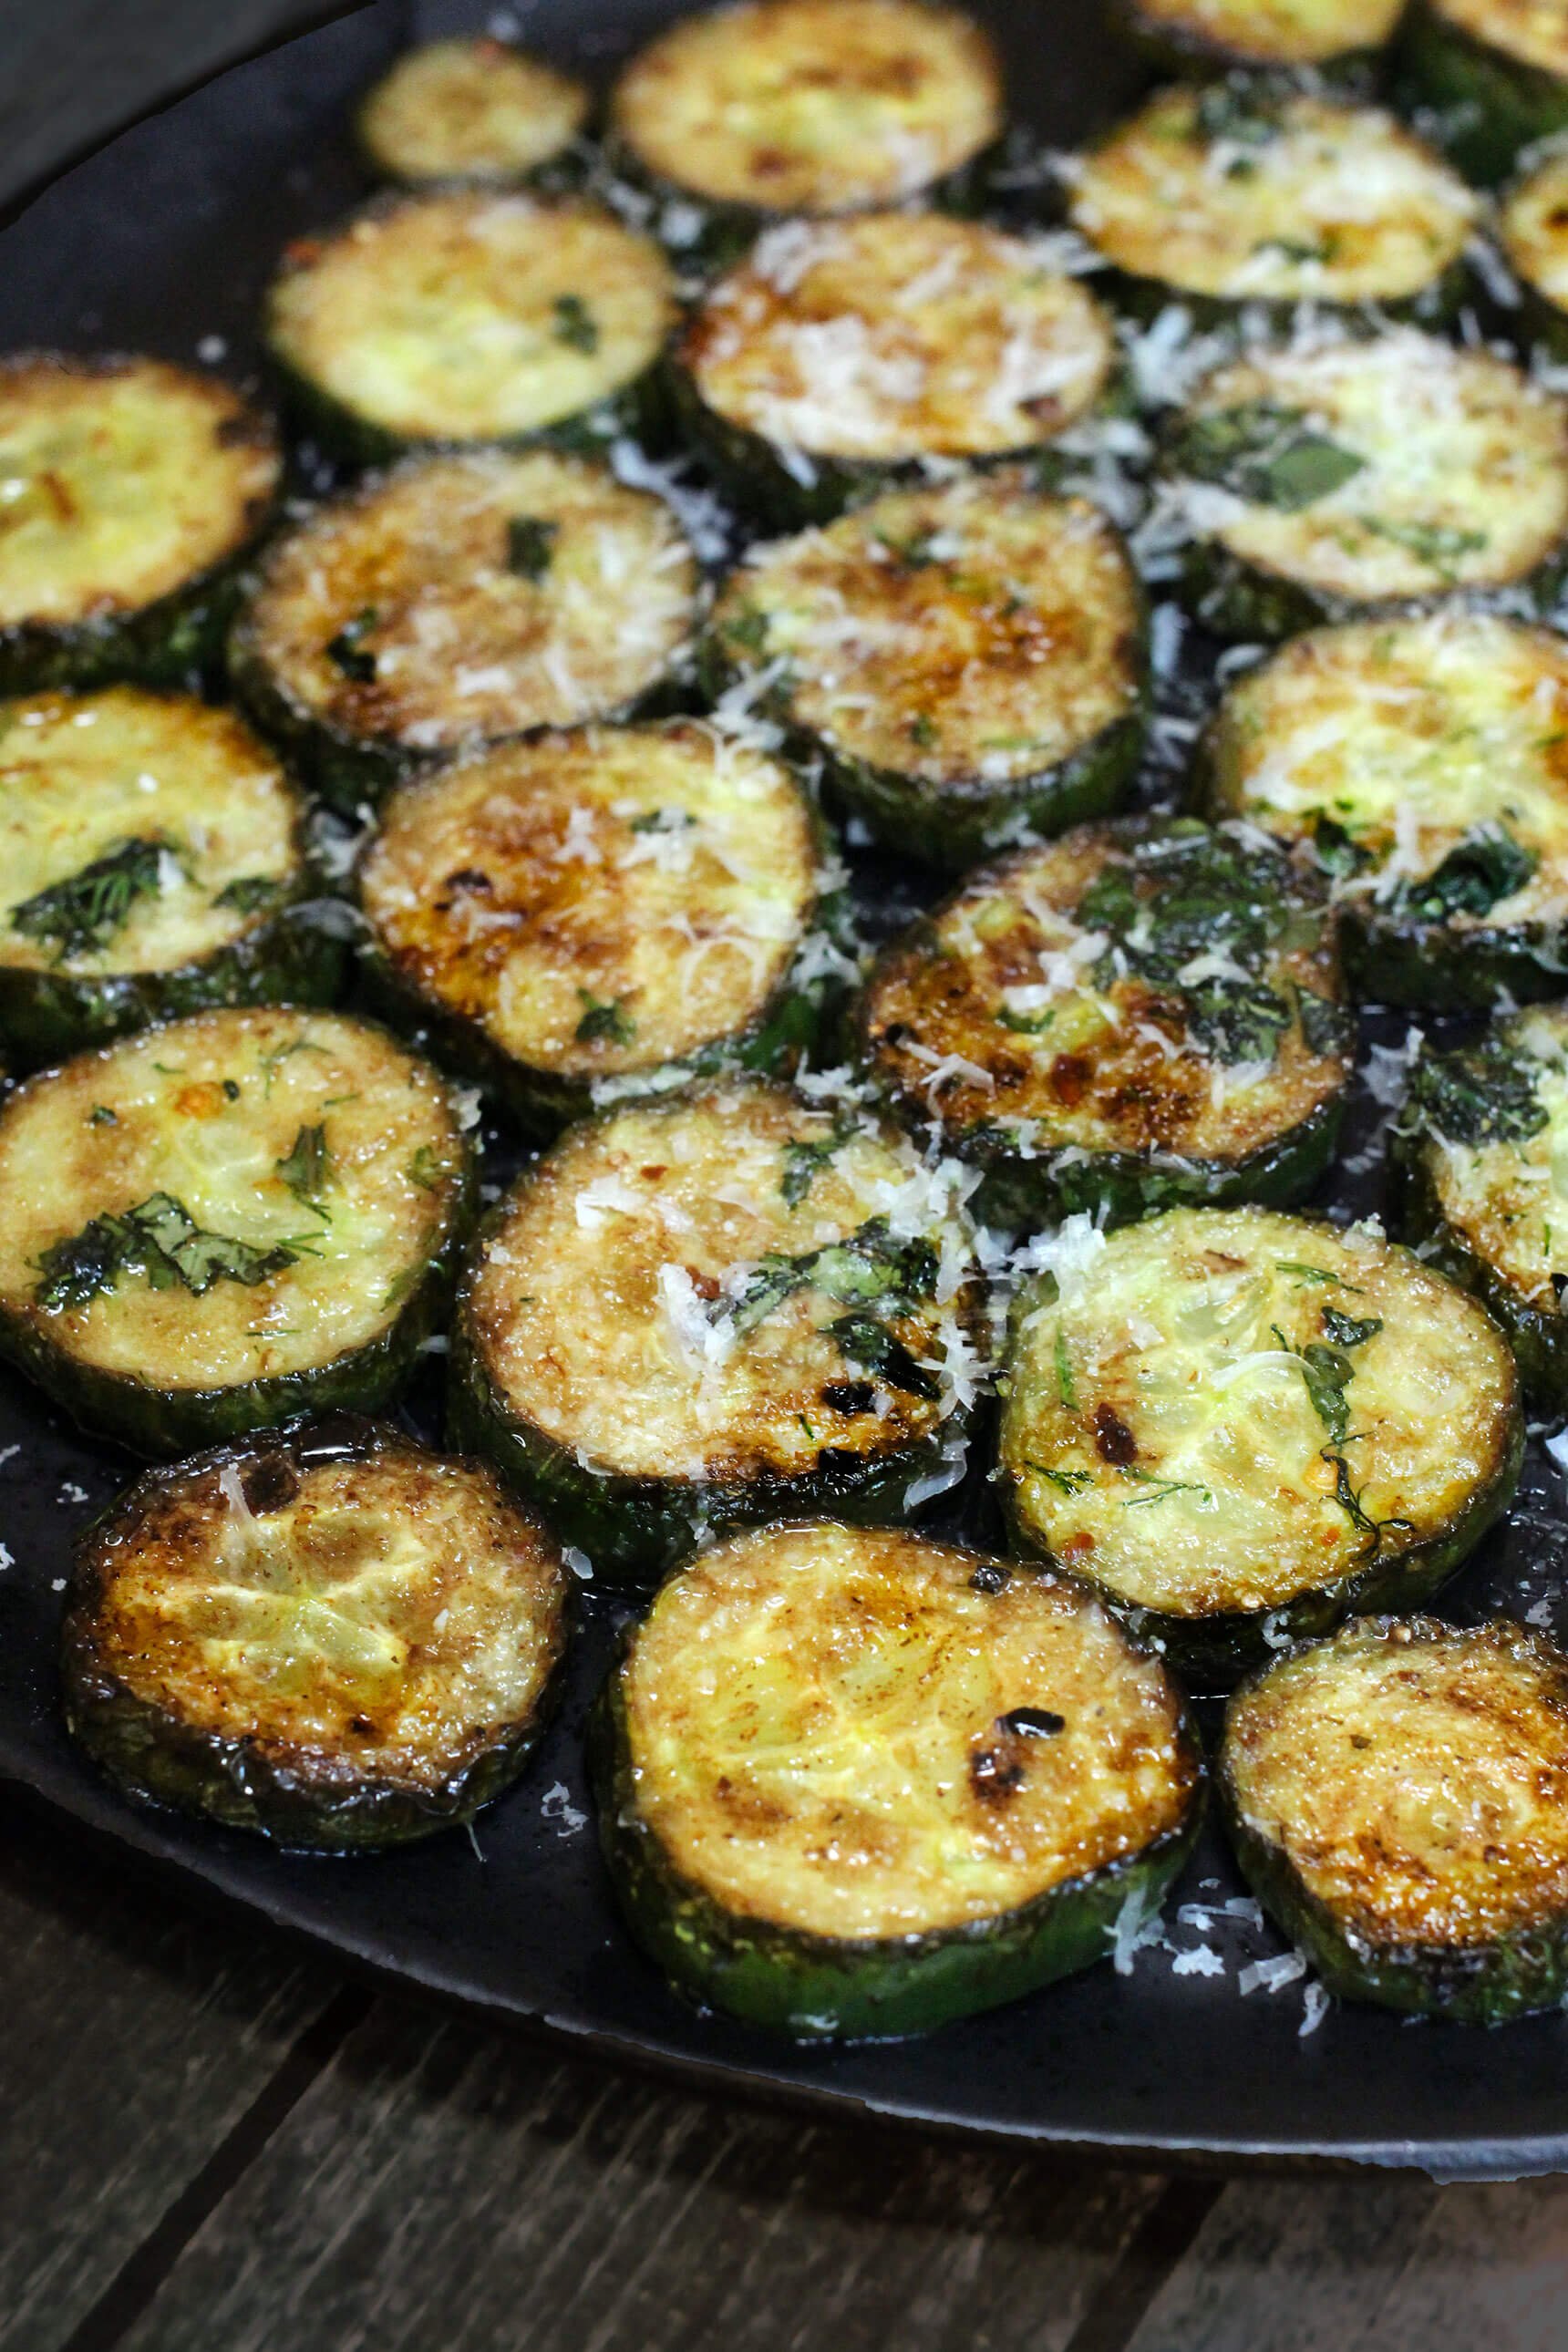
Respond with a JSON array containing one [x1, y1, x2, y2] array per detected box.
[[0, 1798, 343, 2352], [0, 0, 337, 213], [112, 1998, 1171, 2352], [1125, 2172, 1568, 2352]]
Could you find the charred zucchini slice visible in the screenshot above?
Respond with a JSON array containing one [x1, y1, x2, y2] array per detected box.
[[997, 1205, 1522, 1683], [674, 211, 1121, 525], [264, 192, 676, 462], [0, 355, 280, 695], [593, 1519, 1203, 2038], [0, 1007, 472, 1457], [229, 449, 699, 813], [1498, 146, 1568, 357], [1202, 613, 1568, 1008], [0, 687, 338, 1066], [1222, 1615, 1568, 2021], [860, 817, 1351, 1231], [609, 0, 1003, 248], [1166, 330, 1568, 637], [705, 476, 1147, 871], [358, 722, 847, 1134], [449, 1078, 982, 1581], [64, 1418, 569, 1848], [1390, 1006, 1568, 1408], [1402, 0, 1568, 184], [1109, 0, 1405, 77], [356, 38, 590, 188], [1068, 87, 1475, 321]]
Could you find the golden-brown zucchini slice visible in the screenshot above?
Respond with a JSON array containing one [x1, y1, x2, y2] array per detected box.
[[860, 817, 1352, 1230], [1166, 329, 1568, 637], [356, 37, 590, 187], [1110, 0, 1405, 76], [64, 1417, 569, 1848], [357, 722, 849, 1133], [449, 1078, 982, 1580], [997, 1205, 1522, 1683], [0, 686, 339, 1065], [1202, 612, 1568, 1008], [1069, 87, 1476, 319], [675, 211, 1120, 523], [264, 191, 676, 461], [1499, 146, 1568, 356], [594, 1519, 1203, 2037], [0, 354, 280, 694], [0, 1007, 473, 1457], [1389, 1004, 1568, 1409], [704, 474, 1147, 871], [1222, 1615, 1568, 2021], [609, 0, 1002, 240], [229, 448, 700, 812], [1403, 0, 1568, 184]]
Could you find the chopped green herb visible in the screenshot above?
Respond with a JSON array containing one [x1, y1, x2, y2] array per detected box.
[[1298, 991, 1356, 1059], [1194, 81, 1284, 148], [1388, 823, 1536, 924], [780, 1121, 853, 1208], [407, 1144, 446, 1191], [258, 1034, 330, 1098], [274, 1122, 330, 1211], [552, 293, 598, 353], [506, 515, 559, 581], [12, 836, 176, 962], [1030, 1462, 1094, 1495], [829, 1313, 939, 1398], [1185, 975, 1290, 1067], [1271, 1322, 1354, 1446], [574, 989, 636, 1047], [1118, 1467, 1214, 1509], [723, 604, 771, 656], [908, 712, 938, 749], [1275, 1260, 1357, 1289], [1322, 1305, 1383, 1348], [1363, 517, 1488, 577], [34, 1192, 298, 1312], [88, 1105, 117, 1128], [1252, 233, 1339, 266], [1171, 400, 1364, 511], [325, 606, 378, 682], [996, 1004, 1055, 1036], [1054, 1326, 1078, 1411], [1408, 1035, 1548, 1148], [629, 808, 696, 836], [383, 1264, 421, 1309]]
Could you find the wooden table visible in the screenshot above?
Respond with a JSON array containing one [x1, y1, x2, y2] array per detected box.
[[5, 9, 1568, 2347]]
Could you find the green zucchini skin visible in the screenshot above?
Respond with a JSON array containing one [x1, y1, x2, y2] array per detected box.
[[1400, 0, 1568, 183], [665, 355, 1130, 533], [1104, 0, 1391, 85], [1334, 906, 1568, 1011], [446, 1290, 959, 1584], [1179, 529, 1568, 644], [1220, 1616, 1568, 2023], [0, 559, 255, 700], [590, 1663, 1203, 2039], [959, 1092, 1346, 1235], [1093, 254, 1472, 339], [1032, 1413, 1523, 1688], [1389, 1139, 1568, 1408], [62, 1417, 572, 1849], [0, 896, 344, 1069]]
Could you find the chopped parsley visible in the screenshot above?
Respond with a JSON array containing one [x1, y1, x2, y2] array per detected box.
[[1407, 1034, 1548, 1148], [325, 607, 379, 682], [1171, 399, 1365, 512], [574, 990, 636, 1047], [34, 1193, 298, 1312], [274, 1122, 330, 1212], [1387, 824, 1536, 924], [506, 516, 559, 581], [552, 294, 598, 353]]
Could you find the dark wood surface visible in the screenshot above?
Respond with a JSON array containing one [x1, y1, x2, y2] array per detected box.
[[5, 7, 1568, 2347]]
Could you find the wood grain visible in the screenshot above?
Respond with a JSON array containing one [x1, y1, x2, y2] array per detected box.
[[107, 1997, 1170, 2352], [0, 1799, 342, 2352]]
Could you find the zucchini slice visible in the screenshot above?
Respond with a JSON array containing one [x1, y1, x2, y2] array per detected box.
[[997, 1204, 1522, 1683], [1202, 612, 1568, 1008], [1498, 145, 1568, 357], [1390, 1005, 1568, 1408], [0, 686, 339, 1066], [860, 817, 1352, 1231], [449, 1078, 982, 1581], [264, 192, 676, 462], [0, 1007, 473, 1458], [1222, 1615, 1568, 2021], [358, 721, 846, 1134], [356, 38, 590, 188], [229, 449, 700, 813], [593, 1520, 1203, 2038], [0, 354, 280, 695], [1402, 0, 1568, 184], [1069, 87, 1476, 321], [63, 1417, 570, 1849], [675, 212, 1120, 525], [1109, 0, 1406, 77], [609, 0, 1003, 244], [1165, 330, 1568, 638], [705, 476, 1147, 872]]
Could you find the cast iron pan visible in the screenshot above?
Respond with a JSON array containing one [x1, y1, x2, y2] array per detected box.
[[5, 0, 1568, 2182]]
